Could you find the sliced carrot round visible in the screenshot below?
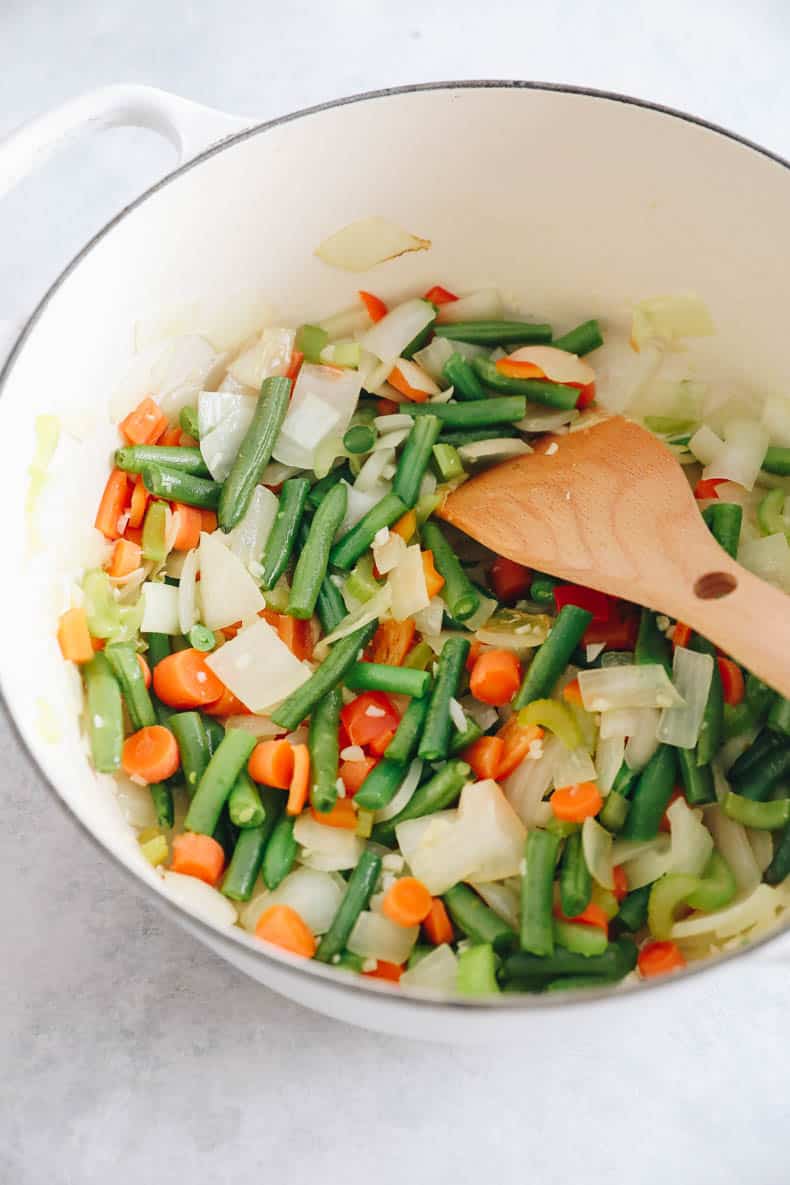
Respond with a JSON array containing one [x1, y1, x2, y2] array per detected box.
[[381, 876, 433, 927], [170, 832, 225, 886], [122, 725, 180, 783], [203, 683, 250, 718], [255, 904, 316, 958], [152, 648, 225, 710], [311, 798, 357, 830], [248, 739, 294, 789], [551, 781, 603, 822], [469, 648, 522, 706], [638, 940, 687, 979]]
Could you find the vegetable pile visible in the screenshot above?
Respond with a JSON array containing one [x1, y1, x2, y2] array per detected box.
[[56, 280, 790, 997]]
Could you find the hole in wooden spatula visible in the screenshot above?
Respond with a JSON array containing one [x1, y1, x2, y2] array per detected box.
[[694, 572, 737, 600]]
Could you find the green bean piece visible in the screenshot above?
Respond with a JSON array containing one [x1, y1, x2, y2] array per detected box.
[[271, 621, 378, 731], [521, 830, 561, 957], [728, 728, 784, 782], [211, 810, 238, 860], [222, 785, 283, 898], [218, 376, 291, 532], [456, 944, 501, 995], [141, 464, 221, 509], [372, 761, 470, 844], [307, 463, 351, 510], [141, 500, 169, 564], [145, 632, 171, 668], [296, 323, 329, 364], [437, 426, 519, 447], [730, 739, 790, 801], [343, 424, 377, 454], [440, 352, 487, 402], [559, 831, 592, 918], [418, 636, 471, 761], [598, 790, 630, 832], [260, 477, 310, 590], [723, 701, 756, 741], [614, 885, 651, 933], [228, 770, 265, 828], [308, 687, 342, 813], [689, 634, 723, 768], [513, 604, 593, 709], [635, 609, 671, 674], [746, 673, 777, 722], [767, 695, 790, 737], [553, 919, 608, 957], [148, 783, 174, 829], [701, 502, 742, 560], [354, 758, 407, 812], [104, 643, 157, 730], [84, 654, 123, 773], [677, 746, 715, 806], [184, 729, 257, 836], [448, 715, 483, 755], [315, 849, 383, 963], [392, 414, 442, 509], [288, 482, 347, 619], [329, 493, 409, 571], [443, 883, 517, 953], [398, 394, 528, 427], [262, 814, 298, 890], [620, 745, 677, 840], [384, 695, 431, 764], [551, 319, 604, 356], [179, 406, 201, 440], [471, 358, 579, 409], [435, 320, 552, 346], [432, 443, 465, 482], [345, 662, 430, 699], [765, 826, 790, 885], [204, 716, 226, 755], [187, 624, 216, 652], [544, 973, 624, 991], [168, 711, 211, 797], [762, 446, 790, 476], [421, 521, 480, 622], [116, 444, 209, 477], [529, 574, 558, 606], [316, 575, 347, 635], [723, 791, 790, 830], [502, 937, 638, 985], [685, 851, 737, 911]]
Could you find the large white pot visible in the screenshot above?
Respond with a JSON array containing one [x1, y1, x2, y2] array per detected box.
[[1, 82, 788, 1042]]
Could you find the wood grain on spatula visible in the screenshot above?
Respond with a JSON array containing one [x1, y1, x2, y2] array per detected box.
[[439, 414, 790, 699]]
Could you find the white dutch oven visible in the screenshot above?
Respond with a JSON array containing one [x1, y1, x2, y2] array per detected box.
[[1, 82, 788, 1042]]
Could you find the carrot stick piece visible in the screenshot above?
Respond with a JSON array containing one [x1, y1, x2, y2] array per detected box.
[[248, 739, 294, 789], [107, 538, 141, 578], [119, 397, 168, 445], [94, 469, 131, 540], [57, 608, 94, 664], [423, 898, 454, 946], [286, 744, 310, 816], [255, 903, 316, 957]]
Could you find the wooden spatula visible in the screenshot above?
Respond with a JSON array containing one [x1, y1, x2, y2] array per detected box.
[[439, 414, 790, 698]]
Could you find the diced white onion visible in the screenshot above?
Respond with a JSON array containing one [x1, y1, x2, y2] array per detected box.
[[553, 743, 597, 790], [412, 336, 455, 382], [198, 531, 265, 629], [260, 460, 302, 486], [339, 482, 382, 534], [390, 358, 440, 398], [372, 530, 406, 575], [387, 544, 429, 621], [516, 407, 580, 434], [582, 816, 614, 889], [316, 217, 430, 273], [160, 871, 238, 928], [671, 884, 786, 941], [595, 732, 625, 794], [348, 911, 420, 963], [704, 803, 762, 894], [666, 797, 713, 877], [294, 815, 364, 871], [359, 299, 435, 365], [577, 665, 685, 711], [141, 581, 180, 634], [375, 758, 422, 823], [239, 867, 343, 936], [459, 696, 499, 733], [198, 390, 256, 482], [631, 293, 714, 349], [657, 645, 714, 749], [703, 419, 769, 491], [374, 413, 414, 434], [507, 345, 594, 386], [177, 548, 199, 635], [738, 532, 790, 590], [400, 944, 458, 992], [314, 585, 392, 658], [502, 734, 563, 827], [228, 327, 294, 389], [205, 618, 309, 713], [149, 336, 227, 418], [436, 289, 503, 324], [221, 714, 286, 737], [689, 424, 724, 466], [623, 708, 661, 771], [320, 306, 372, 341], [599, 707, 644, 739], [458, 438, 531, 467], [472, 881, 521, 930], [748, 827, 774, 873], [761, 396, 790, 448], [273, 363, 361, 469], [412, 595, 445, 637], [370, 428, 410, 451], [353, 448, 396, 494], [462, 593, 498, 632], [616, 835, 673, 890], [224, 485, 279, 570]]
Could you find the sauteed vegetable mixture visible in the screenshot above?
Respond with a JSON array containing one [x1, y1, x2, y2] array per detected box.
[[57, 282, 790, 995]]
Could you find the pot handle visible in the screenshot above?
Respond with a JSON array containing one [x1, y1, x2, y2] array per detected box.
[[0, 84, 252, 368]]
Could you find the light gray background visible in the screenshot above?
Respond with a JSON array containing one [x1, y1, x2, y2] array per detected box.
[[2, 4, 789, 1183]]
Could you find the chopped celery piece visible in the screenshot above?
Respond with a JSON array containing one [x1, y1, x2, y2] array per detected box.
[[321, 341, 360, 368], [403, 640, 434, 671], [82, 569, 143, 643], [457, 943, 500, 996], [647, 873, 700, 940], [415, 491, 443, 525], [644, 416, 697, 435], [139, 834, 169, 867], [432, 443, 465, 482], [518, 698, 581, 749], [142, 501, 169, 564], [355, 809, 374, 838], [344, 555, 382, 604], [757, 488, 788, 537], [296, 324, 329, 364]]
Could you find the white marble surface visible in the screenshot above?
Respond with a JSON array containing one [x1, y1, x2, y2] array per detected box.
[[2, 3, 790, 1182]]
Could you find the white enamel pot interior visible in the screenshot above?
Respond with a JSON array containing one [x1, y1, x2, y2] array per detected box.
[[1, 82, 789, 1042]]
